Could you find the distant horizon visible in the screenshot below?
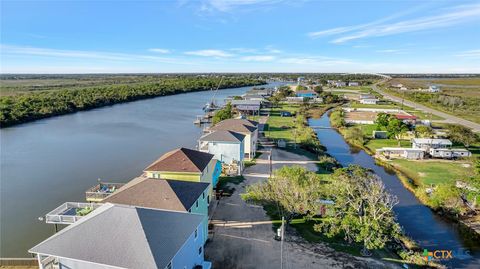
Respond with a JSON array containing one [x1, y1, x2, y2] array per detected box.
[[1, 1, 479, 73], [1, 72, 480, 76]]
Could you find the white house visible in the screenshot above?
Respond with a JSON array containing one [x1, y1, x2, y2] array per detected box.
[[348, 82, 359, 86], [30, 203, 210, 269], [428, 85, 440, 93], [376, 147, 425, 160], [359, 98, 379, 105], [412, 138, 452, 150], [199, 130, 246, 175], [335, 81, 347, 87], [429, 148, 472, 159], [209, 119, 258, 160]]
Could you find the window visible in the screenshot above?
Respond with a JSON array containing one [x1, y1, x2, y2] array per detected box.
[[188, 209, 191, 213], [198, 246, 203, 255], [194, 228, 198, 239], [196, 200, 199, 208], [202, 192, 205, 200], [165, 262, 172, 269], [207, 195, 210, 204]]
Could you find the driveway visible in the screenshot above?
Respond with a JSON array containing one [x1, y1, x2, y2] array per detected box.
[[205, 146, 398, 269], [372, 84, 480, 132]]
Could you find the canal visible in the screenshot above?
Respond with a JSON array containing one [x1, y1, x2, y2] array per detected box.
[[309, 112, 480, 268], [0, 83, 282, 257]]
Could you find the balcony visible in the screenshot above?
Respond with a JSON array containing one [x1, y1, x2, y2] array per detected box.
[[85, 182, 124, 202], [45, 202, 101, 225]]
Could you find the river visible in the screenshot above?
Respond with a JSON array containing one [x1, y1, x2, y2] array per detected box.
[[309, 112, 480, 268], [0, 83, 283, 258]]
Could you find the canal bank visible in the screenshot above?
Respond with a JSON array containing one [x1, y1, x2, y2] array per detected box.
[[0, 82, 283, 258], [309, 112, 480, 269]]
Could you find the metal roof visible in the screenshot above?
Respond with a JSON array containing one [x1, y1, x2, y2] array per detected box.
[[30, 203, 204, 269]]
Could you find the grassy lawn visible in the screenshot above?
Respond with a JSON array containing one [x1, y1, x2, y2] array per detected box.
[[264, 104, 300, 141], [365, 139, 411, 151], [391, 159, 475, 186], [350, 102, 401, 109], [405, 109, 445, 120]]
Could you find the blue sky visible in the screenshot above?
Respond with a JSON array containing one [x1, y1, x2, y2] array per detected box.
[[1, 0, 479, 73]]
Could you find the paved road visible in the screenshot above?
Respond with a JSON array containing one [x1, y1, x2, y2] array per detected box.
[[372, 84, 480, 132]]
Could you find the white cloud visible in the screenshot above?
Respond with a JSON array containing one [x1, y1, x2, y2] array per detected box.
[[0, 44, 193, 65], [455, 49, 480, 58], [240, 55, 275, 61], [376, 49, 406, 54], [184, 49, 234, 57], [308, 3, 480, 44], [148, 48, 171, 54], [201, 0, 284, 12], [230, 47, 258, 53]]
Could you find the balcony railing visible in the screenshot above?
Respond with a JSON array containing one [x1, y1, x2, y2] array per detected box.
[[45, 202, 101, 225], [85, 182, 124, 202]]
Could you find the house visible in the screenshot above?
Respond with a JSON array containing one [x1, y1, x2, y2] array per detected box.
[[372, 130, 388, 139], [428, 85, 440, 93], [295, 90, 318, 98], [348, 82, 359, 86], [246, 89, 273, 97], [209, 118, 258, 160], [394, 114, 417, 125], [144, 148, 221, 196], [411, 138, 452, 150], [376, 147, 425, 160], [359, 98, 379, 105], [102, 177, 211, 243], [285, 96, 305, 103], [335, 81, 347, 87], [242, 94, 266, 102], [297, 77, 305, 85], [429, 148, 472, 159], [199, 130, 246, 175], [230, 100, 261, 115], [30, 203, 210, 269]]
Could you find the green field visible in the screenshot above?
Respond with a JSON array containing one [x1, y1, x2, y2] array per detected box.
[[264, 105, 298, 140], [391, 159, 475, 186]]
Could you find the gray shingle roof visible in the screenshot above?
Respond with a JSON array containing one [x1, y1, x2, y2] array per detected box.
[[199, 130, 245, 142], [103, 177, 210, 211], [29, 203, 203, 269], [144, 147, 214, 173]]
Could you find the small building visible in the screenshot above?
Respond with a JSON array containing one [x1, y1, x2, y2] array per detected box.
[[230, 100, 261, 115], [199, 130, 246, 175], [295, 90, 318, 98], [242, 94, 266, 102], [372, 130, 388, 139], [428, 85, 440, 93], [412, 138, 452, 150], [335, 81, 346, 87], [144, 148, 221, 196], [209, 119, 258, 160], [285, 96, 305, 103], [376, 147, 425, 160], [297, 77, 305, 85], [30, 203, 210, 269], [429, 148, 472, 159], [102, 177, 211, 243], [359, 98, 379, 105], [394, 114, 417, 125], [348, 82, 359, 87]]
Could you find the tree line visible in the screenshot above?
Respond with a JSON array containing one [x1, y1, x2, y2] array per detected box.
[[0, 77, 264, 127]]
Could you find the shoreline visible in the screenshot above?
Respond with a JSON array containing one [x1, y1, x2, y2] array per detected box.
[[333, 123, 480, 240], [0, 81, 266, 128]]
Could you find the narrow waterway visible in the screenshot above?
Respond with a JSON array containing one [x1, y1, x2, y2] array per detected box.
[[0, 83, 283, 258], [309, 112, 480, 268]]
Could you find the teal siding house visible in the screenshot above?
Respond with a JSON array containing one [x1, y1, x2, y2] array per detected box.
[[30, 203, 211, 269], [102, 177, 211, 243]]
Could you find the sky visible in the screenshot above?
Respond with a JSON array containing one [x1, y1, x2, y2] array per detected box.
[[1, 0, 480, 74]]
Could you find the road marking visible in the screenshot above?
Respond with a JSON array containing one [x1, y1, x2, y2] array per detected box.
[[217, 233, 271, 244]]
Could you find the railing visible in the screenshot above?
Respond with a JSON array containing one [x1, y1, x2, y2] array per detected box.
[[45, 202, 101, 225], [85, 182, 124, 202]]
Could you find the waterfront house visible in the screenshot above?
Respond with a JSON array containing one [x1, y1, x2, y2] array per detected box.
[[428, 85, 440, 93], [209, 118, 258, 160], [335, 81, 347, 87], [359, 94, 379, 105], [144, 148, 221, 196], [30, 203, 210, 269], [199, 130, 245, 175], [295, 90, 318, 98], [230, 100, 261, 115], [102, 177, 210, 243], [412, 138, 452, 150], [376, 147, 425, 160], [348, 82, 360, 87], [395, 114, 417, 125], [429, 148, 472, 159]]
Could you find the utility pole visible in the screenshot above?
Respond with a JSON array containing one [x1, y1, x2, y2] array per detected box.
[[269, 149, 273, 178], [280, 216, 285, 269]]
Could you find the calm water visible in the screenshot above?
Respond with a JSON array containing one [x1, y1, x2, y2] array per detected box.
[[309, 113, 480, 268], [0, 83, 283, 257]]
